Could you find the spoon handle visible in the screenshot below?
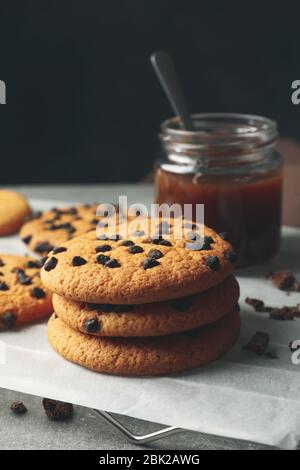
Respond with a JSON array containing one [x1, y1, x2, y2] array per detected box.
[[151, 50, 193, 131]]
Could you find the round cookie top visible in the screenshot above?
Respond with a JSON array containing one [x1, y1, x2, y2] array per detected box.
[[0, 254, 53, 330], [19, 203, 121, 255], [47, 308, 240, 376], [53, 275, 239, 337], [41, 218, 237, 304], [0, 190, 31, 236]]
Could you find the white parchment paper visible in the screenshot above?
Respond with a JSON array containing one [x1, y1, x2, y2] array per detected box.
[[0, 199, 300, 449]]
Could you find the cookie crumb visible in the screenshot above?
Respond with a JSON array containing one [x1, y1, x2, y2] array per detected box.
[[243, 332, 269, 355], [245, 297, 266, 312], [10, 401, 27, 415], [266, 270, 300, 292], [42, 398, 73, 420]]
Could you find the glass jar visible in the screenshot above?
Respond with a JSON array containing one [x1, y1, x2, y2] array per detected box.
[[154, 113, 283, 267]]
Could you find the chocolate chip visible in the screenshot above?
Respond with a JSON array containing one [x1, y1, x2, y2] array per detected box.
[[71, 256, 87, 266], [105, 259, 121, 268], [0, 272, 3, 276], [95, 245, 112, 253], [205, 256, 220, 271], [171, 296, 193, 312], [219, 231, 229, 241], [156, 239, 172, 247], [120, 240, 135, 247], [16, 269, 32, 286], [204, 236, 214, 245], [0, 281, 9, 291], [26, 260, 41, 269], [22, 235, 32, 245], [49, 222, 76, 234], [96, 254, 110, 265], [52, 246, 67, 254], [39, 256, 49, 267], [44, 257, 58, 271], [142, 258, 160, 270], [42, 398, 73, 421], [90, 218, 99, 225], [67, 207, 78, 215], [0, 259, 4, 267], [31, 287, 46, 299], [2, 312, 16, 329], [269, 307, 297, 321], [243, 332, 269, 355], [148, 249, 163, 260], [84, 318, 100, 333], [224, 251, 238, 263], [35, 242, 54, 254], [10, 401, 27, 415], [128, 245, 144, 254]]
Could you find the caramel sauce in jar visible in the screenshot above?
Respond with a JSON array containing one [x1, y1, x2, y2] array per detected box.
[[155, 114, 283, 267]]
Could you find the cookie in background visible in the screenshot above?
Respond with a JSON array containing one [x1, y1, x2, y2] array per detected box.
[[0, 190, 32, 236]]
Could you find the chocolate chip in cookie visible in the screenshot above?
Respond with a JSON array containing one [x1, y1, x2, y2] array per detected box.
[[128, 245, 144, 254], [0, 281, 9, 291], [105, 258, 120, 268], [44, 257, 58, 272], [205, 256, 220, 271], [31, 287, 46, 299], [22, 235, 32, 245], [148, 249, 163, 260], [52, 246, 67, 254], [71, 256, 87, 267], [96, 254, 110, 265], [84, 318, 100, 333], [95, 245, 112, 253], [142, 258, 160, 270], [2, 312, 16, 329]]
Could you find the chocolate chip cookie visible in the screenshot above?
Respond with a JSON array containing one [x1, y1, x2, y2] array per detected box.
[[0, 190, 31, 236], [0, 254, 52, 329], [53, 275, 239, 336], [47, 308, 240, 376]]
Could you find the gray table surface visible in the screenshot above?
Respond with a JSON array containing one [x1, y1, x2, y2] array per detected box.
[[0, 184, 277, 451]]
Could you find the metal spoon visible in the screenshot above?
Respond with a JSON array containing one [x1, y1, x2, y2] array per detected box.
[[151, 50, 194, 131]]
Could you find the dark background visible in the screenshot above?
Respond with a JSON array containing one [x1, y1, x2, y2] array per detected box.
[[0, 0, 299, 183]]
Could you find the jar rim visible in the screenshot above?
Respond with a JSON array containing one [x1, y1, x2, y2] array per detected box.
[[160, 113, 278, 147]]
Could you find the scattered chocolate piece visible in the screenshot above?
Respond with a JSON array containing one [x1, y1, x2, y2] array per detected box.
[[96, 254, 110, 265], [105, 259, 121, 268], [2, 312, 16, 329], [245, 297, 266, 312], [71, 256, 87, 267], [52, 246, 67, 254], [266, 270, 300, 292], [243, 332, 269, 355], [205, 256, 220, 271], [95, 245, 112, 253], [119, 240, 134, 247], [171, 296, 193, 312], [42, 398, 73, 421], [224, 251, 238, 263], [16, 269, 32, 286], [22, 235, 32, 245], [128, 245, 144, 254], [31, 287, 46, 299], [10, 401, 27, 415], [148, 249, 163, 260], [0, 281, 9, 291], [84, 318, 100, 333], [43, 257, 58, 272], [142, 258, 160, 270], [35, 241, 54, 254]]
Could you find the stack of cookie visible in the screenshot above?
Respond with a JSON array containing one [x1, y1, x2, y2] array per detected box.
[[41, 218, 240, 376]]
